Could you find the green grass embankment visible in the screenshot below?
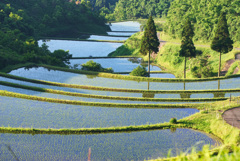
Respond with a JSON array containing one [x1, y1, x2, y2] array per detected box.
[[0, 81, 229, 102], [152, 99, 240, 161], [1, 72, 240, 94], [157, 43, 239, 78], [111, 31, 240, 79], [0, 123, 176, 135], [0, 90, 199, 108], [41, 64, 240, 82], [108, 32, 143, 56]]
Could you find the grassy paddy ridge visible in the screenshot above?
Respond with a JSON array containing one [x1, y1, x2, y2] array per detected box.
[[41, 64, 240, 82], [0, 90, 199, 108], [1, 71, 240, 94], [0, 81, 229, 102], [3, 64, 240, 82]]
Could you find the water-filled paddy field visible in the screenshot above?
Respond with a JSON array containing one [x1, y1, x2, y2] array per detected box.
[[0, 21, 233, 160], [1, 128, 218, 161], [9, 67, 240, 91], [0, 96, 199, 128], [1, 73, 239, 100]]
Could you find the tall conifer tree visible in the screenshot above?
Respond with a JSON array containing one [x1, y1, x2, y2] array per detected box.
[[211, 12, 233, 77], [140, 16, 160, 77], [179, 19, 196, 79]]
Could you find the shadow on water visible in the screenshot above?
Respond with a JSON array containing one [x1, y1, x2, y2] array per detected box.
[[142, 81, 155, 98], [180, 82, 192, 99], [5, 144, 19, 161]]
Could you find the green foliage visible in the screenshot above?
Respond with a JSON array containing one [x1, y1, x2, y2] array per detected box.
[[211, 12, 233, 77], [140, 16, 159, 75], [130, 66, 148, 77], [211, 12, 233, 54], [81, 60, 114, 73], [109, 32, 143, 57], [180, 19, 196, 78], [0, 0, 109, 38], [179, 19, 196, 58], [140, 16, 160, 56], [169, 117, 177, 124], [165, 0, 240, 43], [0, 1, 109, 70], [191, 55, 213, 78], [113, 0, 174, 21]]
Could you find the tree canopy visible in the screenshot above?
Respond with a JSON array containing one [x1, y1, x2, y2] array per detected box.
[[165, 0, 240, 42], [0, 0, 111, 70], [140, 16, 159, 76], [211, 12, 233, 54], [179, 19, 196, 78], [211, 12, 233, 77], [0, 0, 110, 38], [113, 0, 174, 21]]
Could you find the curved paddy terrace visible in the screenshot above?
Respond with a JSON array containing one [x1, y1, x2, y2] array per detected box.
[[1, 21, 240, 161], [9, 67, 240, 90], [1, 128, 220, 161]]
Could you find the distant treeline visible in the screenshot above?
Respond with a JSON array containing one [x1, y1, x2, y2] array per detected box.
[[164, 0, 240, 42], [0, 0, 110, 37], [89, 0, 118, 10], [0, 0, 110, 70], [98, 0, 173, 21]]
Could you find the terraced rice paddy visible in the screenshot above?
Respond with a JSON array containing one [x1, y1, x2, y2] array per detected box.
[[0, 96, 199, 128], [9, 67, 240, 91], [1, 21, 237, 160], [1, 129, 219, 161]]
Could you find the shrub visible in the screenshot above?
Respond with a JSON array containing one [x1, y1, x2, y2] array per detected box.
[[170, 117, 177, 124], [81, 60, 113, 73], [130, 66, 148, 77]]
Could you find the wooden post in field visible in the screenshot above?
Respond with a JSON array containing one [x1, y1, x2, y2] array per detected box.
[[88, 147, 91, 161]]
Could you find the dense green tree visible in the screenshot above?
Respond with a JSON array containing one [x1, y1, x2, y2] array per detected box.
[[165, 0, 240, 42], [140, 16, 160, 76], [211, 12, 233, 77], [113, 0, 173, 21], [130, 65, 148, 77], [179, 19, 196, 79]]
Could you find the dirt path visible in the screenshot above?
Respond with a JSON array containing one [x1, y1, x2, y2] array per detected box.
[[221, 53, 240, 75], [221, 59, 235, 76], [222, 107, 240, 129]]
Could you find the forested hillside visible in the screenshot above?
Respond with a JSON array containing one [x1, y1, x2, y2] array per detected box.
[[0, 0, 110, 70], [164, 0, 240, 42], [1, 0, 110, 37], [89, 0, 118, 10], [113, 0, 174, 21]]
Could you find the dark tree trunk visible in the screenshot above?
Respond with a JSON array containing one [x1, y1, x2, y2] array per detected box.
[[184, 56, 187, 79], [148, 50, 150, 77], [218, 52, 221, 77]]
